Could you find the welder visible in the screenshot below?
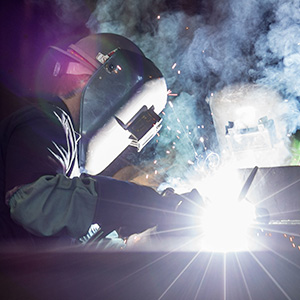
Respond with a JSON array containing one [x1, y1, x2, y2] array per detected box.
[[0, 33, 201, 247]]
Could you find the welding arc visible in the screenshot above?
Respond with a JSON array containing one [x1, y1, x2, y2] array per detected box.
[[238, 166, 258, 202]]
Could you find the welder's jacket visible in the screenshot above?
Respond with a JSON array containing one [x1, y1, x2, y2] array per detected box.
[[0, 98, 182, 245], [0, 98, 98, 243]]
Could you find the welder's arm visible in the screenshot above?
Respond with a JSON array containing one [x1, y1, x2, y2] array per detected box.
[[9, 174, 98, 238], [8, 174, 202, 239], [91, 175, 202, 237]]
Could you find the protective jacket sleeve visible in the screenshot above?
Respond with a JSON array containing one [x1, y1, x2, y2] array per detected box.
[[8, 172, 202, 239], [1, 101, 202, 241], [1, 101, 97, 240], [91, 175, 202, 237], [9, 174, 97, 238]]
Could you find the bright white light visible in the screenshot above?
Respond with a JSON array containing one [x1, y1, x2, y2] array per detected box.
[[168, 166, 256, 252], [201, 199, 255, 252], [184, 166, 256, 252], [235, 106, 256, 128]]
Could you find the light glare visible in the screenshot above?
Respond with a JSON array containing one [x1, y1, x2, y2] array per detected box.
[[202, 199, 255, 252]]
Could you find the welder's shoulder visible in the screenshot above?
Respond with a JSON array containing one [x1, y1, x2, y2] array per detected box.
[[0, 103, 69, 188], [1, 103, 64, 139], [4, 104, 54, 125]]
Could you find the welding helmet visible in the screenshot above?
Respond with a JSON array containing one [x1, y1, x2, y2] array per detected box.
[[45, 33, 167, 175]]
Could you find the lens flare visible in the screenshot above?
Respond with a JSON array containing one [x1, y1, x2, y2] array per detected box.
[[201, 199, 255, 252], [188, 166, 256, 252]]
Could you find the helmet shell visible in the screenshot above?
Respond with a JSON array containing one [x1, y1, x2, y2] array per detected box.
[[38, 33, 167, 175]]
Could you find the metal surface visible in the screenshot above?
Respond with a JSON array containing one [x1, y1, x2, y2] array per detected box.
[[238, 166, 258, 201]]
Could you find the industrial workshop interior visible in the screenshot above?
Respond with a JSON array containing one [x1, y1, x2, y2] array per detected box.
[[0, 1, 300, 299]]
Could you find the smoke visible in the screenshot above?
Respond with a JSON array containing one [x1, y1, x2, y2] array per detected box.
[[26, 0, 93, 43], [86, 0, 300, 181], [255, 0, 300, 133], [29, 0, 92, 26]]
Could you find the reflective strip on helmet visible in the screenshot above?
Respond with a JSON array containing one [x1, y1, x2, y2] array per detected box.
[[50, 46, 96, 74], [68, 44, 100, 69], [66, 62, 94, 76]]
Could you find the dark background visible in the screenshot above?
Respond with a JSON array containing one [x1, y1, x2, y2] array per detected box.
[[0, 0, 93, 120], [0, 0, 209, 120]]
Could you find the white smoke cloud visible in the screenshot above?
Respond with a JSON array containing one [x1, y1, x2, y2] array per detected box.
[[86, 0, 300, 179], [256, 1, 300, 97]]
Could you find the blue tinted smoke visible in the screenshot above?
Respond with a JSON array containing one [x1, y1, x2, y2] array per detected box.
[[86, 0, 300, 179]]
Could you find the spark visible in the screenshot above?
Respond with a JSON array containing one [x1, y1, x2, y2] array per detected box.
[[247, 233, 300, 277], [255, 224, 300, 244], [167, 90, 178, 97]]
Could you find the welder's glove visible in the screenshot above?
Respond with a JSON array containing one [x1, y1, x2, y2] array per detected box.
[[157, 188, 204, 234], [163, 188, 204, 213], [91, 175, 204, 238]]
